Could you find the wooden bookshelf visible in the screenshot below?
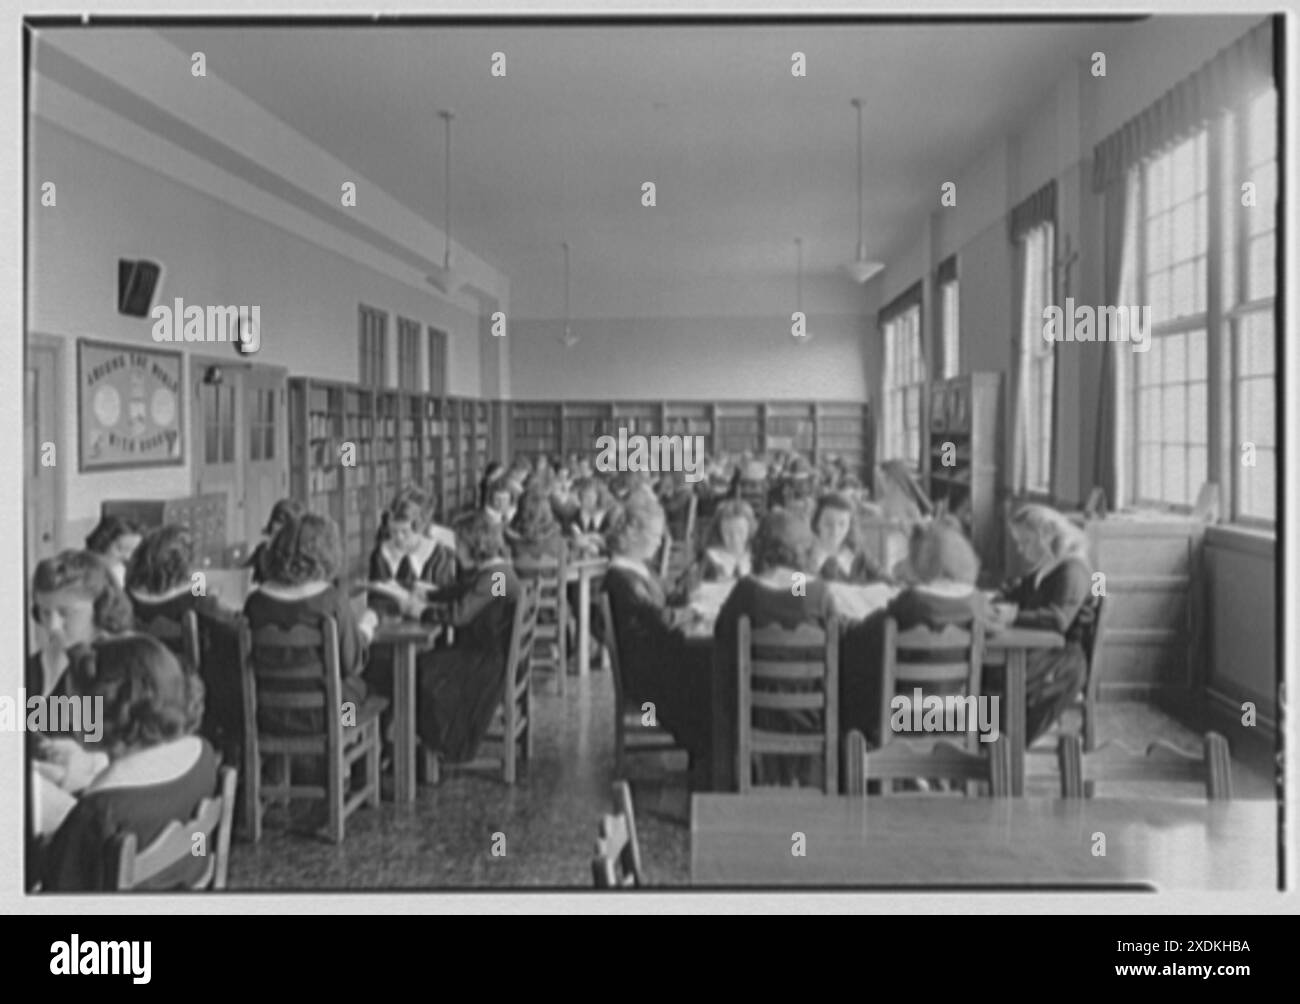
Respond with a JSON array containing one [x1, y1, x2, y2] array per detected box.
[[504, 399, 871, 477], [927, 372, 1002, 576]]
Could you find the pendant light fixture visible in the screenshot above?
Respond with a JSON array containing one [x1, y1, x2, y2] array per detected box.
[[794, 236, 812, 343], [844, 98, 884, 285], [558, 240, 579, 349], [427, 109, 466, 296]]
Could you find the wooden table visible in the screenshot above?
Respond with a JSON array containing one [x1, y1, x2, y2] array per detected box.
[[371, 620, 442, 804], [984, 626, 1064, 796], [565, 556, 609, 678], [691, 793, 1277, 889]]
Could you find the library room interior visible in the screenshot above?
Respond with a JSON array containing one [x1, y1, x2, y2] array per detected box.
[[23, 14, 1281, 894]]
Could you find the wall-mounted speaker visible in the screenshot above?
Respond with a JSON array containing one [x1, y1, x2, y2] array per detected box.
[[118, 258, 163, 317]]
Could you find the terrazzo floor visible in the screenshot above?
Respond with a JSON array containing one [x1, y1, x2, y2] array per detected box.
[[226, 669, 1275, 891]]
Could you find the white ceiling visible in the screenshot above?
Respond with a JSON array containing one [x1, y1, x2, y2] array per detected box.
[[147, 21, 1132, 319]]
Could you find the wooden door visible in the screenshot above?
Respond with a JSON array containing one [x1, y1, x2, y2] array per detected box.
[[192, 357, 245, 553], [25, 339, 64, 653], [243, 364, 289, 549]]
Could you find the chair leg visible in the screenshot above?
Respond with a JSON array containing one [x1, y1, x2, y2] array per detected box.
[[245, 744, 263, 844], [328, 752, 344, 844], [614, 719, 625, 778], [525, 690, 534, 762], [503, 701, 517, 785], [367, 722, 382, 809], [1082, 698, 1096, 753]]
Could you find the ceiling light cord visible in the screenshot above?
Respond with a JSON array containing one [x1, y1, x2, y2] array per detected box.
[[440, 110, 454, 269]]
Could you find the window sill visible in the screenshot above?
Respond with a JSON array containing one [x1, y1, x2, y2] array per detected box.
[[1204, 522, 1276, 556]]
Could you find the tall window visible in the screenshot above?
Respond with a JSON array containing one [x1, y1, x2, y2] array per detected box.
[[941, 277, 960, 379], [359, 305, 388, 387], [1017, 221, 1055, 494], [397, 317, 421, 392], [882, 302, 925, 469], [248, 387, 277, 461], [1228, 88, 1277, 522], [428, 327, 448, 396], [1119, 85, 1277, 525], [1133, 131, 1210, 508]]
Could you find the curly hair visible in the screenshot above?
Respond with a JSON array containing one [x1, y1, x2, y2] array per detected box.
[[908, 518, 980, 585], [84, 515, 137, 556], [1009, 504, 1092, 568], [706, 498, 756, 548], [73, 634, 204, 753], [811, 491, 860, 550], [263, 497, 306, 536], [32, 550, 134, 634], [377, 487, 428, 543], [605, 492, 666, 559], [456, 509, 508, 564], [751, 509, 814, 574], [262, 513, 341, 585], [125, 524, 193, 595]]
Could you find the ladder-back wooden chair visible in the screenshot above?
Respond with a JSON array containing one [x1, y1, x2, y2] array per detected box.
[[599, 591, 687, 776], [239, 616, 385, 843], [138, 609, 202, 678], [111, 766, 238, 890], [428, 578, 540, 785], [1057, 731, 1233, 800], [736, 615, 839, 794], [514, 551, 568, 697]]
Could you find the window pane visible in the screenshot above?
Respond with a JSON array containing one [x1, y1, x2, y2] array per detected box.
[[1240, 448, 1275, 521], [1162, 446, 1187, 504], [1163, 332, 1186, 384], [1247, 232, 1275, 300], [264, 427, 276, 460], [1249, 160, 1276, 234], [1139, 443, 1159, 499], [1186, 329, 1206, 380], [1248, 90, 1276, 165], [1162, 385, 1185, 443], [1239, 311, 1274, 376], [1170, 260, 1196, 317], [1148, 270, 1170, 321], [1187, 446, 1206, 500], [1240, 378, 1275, 448], [1187, 383, 1208, 445]]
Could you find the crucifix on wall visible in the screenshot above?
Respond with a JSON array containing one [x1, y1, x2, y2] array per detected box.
[[1053, 232, 1079, 300]]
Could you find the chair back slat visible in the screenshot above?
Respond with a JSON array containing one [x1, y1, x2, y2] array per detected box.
[[737, 615, 838, 793], [240, 616, 343, 742], [879, 617, 985, 755], [1057, 732, 1233, 799], [140, 610, 202, 676], [113, 766, 238, 890]]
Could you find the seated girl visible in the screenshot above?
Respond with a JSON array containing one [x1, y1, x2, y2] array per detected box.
[[28, 551, 134, 834], [368, 488, 457, 619], [563, 476, 614, 554], [841, 518, 996, 747], [808, 491, 889, 584], [599, 492, 711, 774], [713, 509, 835, 787], [694, 498, 755, 582], [996, 504, 1096, 745], [510, 486, 565, 565], [40, 635, 217, 891], [125, 524, 243, 755], [242, 514, 375, 736], [408, 512, 520, 764], [246, 498, 305, 585], [84, 516, 143, 589], [482, 476, 517, 531]]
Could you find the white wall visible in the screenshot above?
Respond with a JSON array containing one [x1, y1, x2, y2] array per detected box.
[[30, 119, 484, 541], [509, 307, 876, 402]]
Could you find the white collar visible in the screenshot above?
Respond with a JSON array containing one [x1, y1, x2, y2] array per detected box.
[[609, 554, 655, 580], [85, 736, 204, 794], [914, 580, 976, 599], [130, 583, 193, 603], [706, 547, 750, 578], [257, 580, 331, 601], [40, 647, 68, 697], [381, 536, 439, 577]]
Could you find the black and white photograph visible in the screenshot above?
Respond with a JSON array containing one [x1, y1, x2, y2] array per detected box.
[[14, 7, 1289, 910]]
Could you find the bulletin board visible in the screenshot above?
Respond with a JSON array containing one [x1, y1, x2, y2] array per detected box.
[[77, 338, 184, 471]]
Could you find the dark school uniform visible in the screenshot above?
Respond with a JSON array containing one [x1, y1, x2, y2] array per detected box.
[[242, 582, 370, 736], [41, 737, 219, 891], [416, 561, 520, 762]]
